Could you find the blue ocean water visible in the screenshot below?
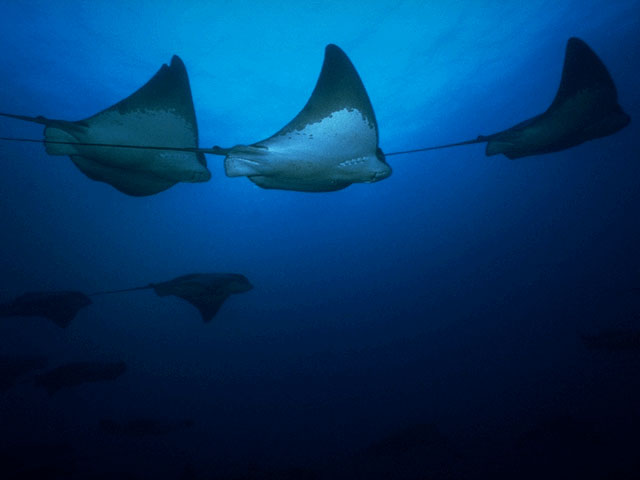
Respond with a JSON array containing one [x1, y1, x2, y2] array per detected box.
[[0, 1, 639, 478]]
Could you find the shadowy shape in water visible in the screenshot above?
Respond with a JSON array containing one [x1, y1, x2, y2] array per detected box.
[[337, 423, 463, 480], [483, 37, 630, 158], [0, 56, 210, 196], [100, 417, 194, 437], [93, 273, 253, 323], [1, 272, 253, 326], [581, 328, 640, 351], [220, 44, 391, 192], [34, 360, 127, 395], [151, 273, 253, 322], [392, 37, 630, 159], [0, 354, 47, 392], [0, 291, 92, 328]]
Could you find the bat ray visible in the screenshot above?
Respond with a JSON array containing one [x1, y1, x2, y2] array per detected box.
[[219, 44, 392, 192], [0, 290, 92, 328], [34, 360, 127, 395], [0, 56, 211, 196], [0, 354, 47, 392], [100, 417, 194, 436], [150, 273, 253, 322], [91, 272, 253, 323], [388, 37, 630, 159]]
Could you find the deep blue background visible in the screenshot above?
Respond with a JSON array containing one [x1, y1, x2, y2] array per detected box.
[[0, 1, 639, 478]]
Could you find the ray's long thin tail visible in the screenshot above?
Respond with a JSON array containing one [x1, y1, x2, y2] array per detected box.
[[0, 133, 483, 158], [2, 106, 484, 158], [0, 135, 231, 156], [0, 110, 231, 155], [0, 111, 48, 124], [88, 285, 153, 296], [385, 136, 490, 156]]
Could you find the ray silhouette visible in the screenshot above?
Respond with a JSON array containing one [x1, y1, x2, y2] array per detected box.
[[388, 37, 630, 158], [1, 273, 253, 326], [0, 291, 92, 328], [0, 354, 48, 392], [92, 273, 253, 323]]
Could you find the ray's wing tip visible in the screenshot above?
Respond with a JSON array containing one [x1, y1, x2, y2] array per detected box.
[[201, 168, 213, 182], [325, 44, 346, 58], [566, 36, 594, 57], [162, 55, 187, 78], [170, 55, 185, 68], [324, 44, 351, 64], [567, 36, 585, 46]]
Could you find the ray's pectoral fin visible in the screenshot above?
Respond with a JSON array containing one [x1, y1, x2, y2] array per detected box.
[[49, 311, 77, 329], [222, 44, 391, 192], [484, 37, 630, 159], [69, 155, 177, 197], [2, 56, 211, 196], [191, 293, 230, 323], [62, 55, 210, 196]]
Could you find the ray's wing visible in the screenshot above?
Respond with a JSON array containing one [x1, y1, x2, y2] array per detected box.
[[484, 37, 630, 158], [224, 45, 391, 191], [187, 293, 230, 323], [53, 56, 211, 195], [264, 43, 380, 139], [151, 274, 232, 322], [0, 291, 91, 328], [550, 37, 619, 110], [2, 56, 211, 196]]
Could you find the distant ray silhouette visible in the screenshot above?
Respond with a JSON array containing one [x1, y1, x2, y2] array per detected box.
[[339, 423, 462, 480], [151, 273, 253, 322], [0, 291, 92, 328], [387, 37, 630, 159], [0, 354, 47, 392], [220, 44, 391, 191], [34, 360, 127, 395], [91, 272, 253, 323], [0, 56, 211, 196], [2, 273, 252, 328], [100, 417, 194, 436]]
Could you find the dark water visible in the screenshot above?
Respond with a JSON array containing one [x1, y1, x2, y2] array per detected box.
[[1, 1, 639, 479]]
